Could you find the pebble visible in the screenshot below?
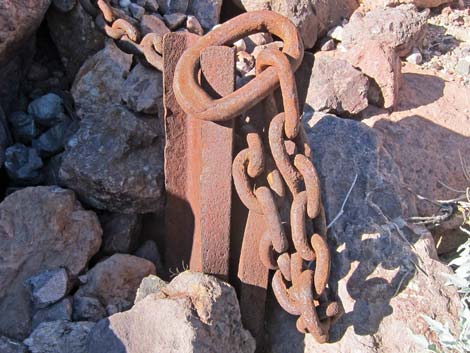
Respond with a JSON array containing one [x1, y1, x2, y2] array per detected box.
[[406, 49, 423, 65], [455, 58, 470, 75], [163, 13, 187, 30], [72, 296, 107, 322], [27, 93, 64, 127], [32, 118, 72, 157], [186, 15, 204, 35], [233, 38, 247, 52], [119, 0, 131, 7], [25, 268, 70, 309], [320, 39, 336, 51], [144, 0, 159, 12], [327, 25, 344, 42], [129, 3, 145, 20], [4, 144, 43, 184]]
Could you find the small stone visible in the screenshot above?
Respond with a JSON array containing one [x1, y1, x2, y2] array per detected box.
[[72, 296, 107, 322], [144, 0, 159, 12], [320, 38, 336, 51], [244, 32, 273, 53], [129, 3, 145, 20], [233, 38, 247, 52], [32, 297, 73, 330], [135, 240, 162, 269], [24, 320, 94, 353], [32, 118, 72, 157], [8, 112, 40, 144], [0, 336, 27, 353], [119, 0, 131, 7], [188, 0, 223, 31], [4, 144, 43, 184], [134, 274, 167, 303], [252, 41, 284, 60], [135, 0, 146, 6], [52, 0, 77, 12], [106, 304, 119, 316], [186, 15, 204, 35], [456, 58, 470, 76], [25, 268, 70, 309], [27, 93, 64, 127], [163, 12, 186, 30], [168, 0, 189, 13], [27, 63, 49, 81], [236, 51, 255, 76], [406, 49, 423, 65], [99, 212, 143, 254], [327, 25, 344, 41]]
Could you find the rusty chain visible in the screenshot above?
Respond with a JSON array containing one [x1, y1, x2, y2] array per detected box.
[[79, 0, 163, 70], [173, 11, 342, 343]]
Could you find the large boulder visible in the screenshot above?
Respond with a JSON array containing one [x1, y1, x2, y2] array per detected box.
[[87, 271, 255, 353], [238, 0, 359, 49], [342, 4, 429, 57], [71, 41, 132, 118], [47, 1, 105, 80], [59, 105, 165, 214], [363, 64, 470, 254], [0, 0, 50, 65], [74, 254, 156, 313], [0, 186, 102, 339], [267, 114, 460, 353]]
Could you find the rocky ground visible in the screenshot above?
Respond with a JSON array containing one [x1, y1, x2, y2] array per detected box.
[[0, 0, 468, 352]]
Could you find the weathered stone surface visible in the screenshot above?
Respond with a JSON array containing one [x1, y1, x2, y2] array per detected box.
[[121, 63, 164, 115], [267, 114, 460, 353], [72, 296, 107, 322], [59, 105, 164, 213], [0, 336, 28, 353], [71, 41, 132, 118], [25, 268, 70, 309], [188, 0, 223, 30], [342, 4, 429, 57], [0, 0, 51, 65], [134, 274, 167, 303], [88, 271, 255, 353], [239, 0, 359, 49], [47, 1, 105, 79], [306, 53, 369, 115], [363, 64, 470, 254], [75, 254, 156, 313], [345, 40, 402, 109], [4, 144, 43, 184], [0, 186, 102, 339], [361, 0, 450, 10], [99, 212, 143, 254], [31, 298, 73, 330], [24, 320, 94, 353]]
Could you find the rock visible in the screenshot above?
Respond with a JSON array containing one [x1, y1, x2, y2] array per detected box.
[[129, 3, 145, 20], [0, 186, 102, 339], [267, 114, 460, 353], [164, 12, 187, 30], [345, 40, 402, 109], [140, 14, 170, 38], [134, 274, 167, 303], [362, 64, 470, 254], [0, 107, 12, 162], [244, 32, 273, 53], [24, 320, 94, 353], [168, 0, 189, 13], [306, 53, 369, 115], [186, 15, 204, 35], [236, 51, 256, 76], [4, 144, 43, 184], [0, 336, 28, 353], [0, 0, 50, 65], [32, 118, 72, 157], [327, 26, 344, 42], [320, 39, 336, 51], [44, 153, 64, 186], [47, 1, 106, 80], [342, 4, 429, 57], [52, 0, 76, 12], [75, 254, 156, 312], [71, 41, 132, 118], [72, 296, 107, 322], [406, 48, 423, 64], [99, 212, 143, 254], [455, 58, 470, 76], [25, 268, 70, 309], [145, 0, 159, 12], [120, 0, 131, 7], [361, 0, 450, 10], [188, 0, 223, 30], [88, 271, 255, 353], [27, 93, 64, 127], [239, 0, 359, 49], [59, 105, 164, 214], [135, 240, 163, 269], [8, 112, 40, 144], [234, 38, 247, 52], [121, 63, 164, 115], [31, 298, 73, 330]]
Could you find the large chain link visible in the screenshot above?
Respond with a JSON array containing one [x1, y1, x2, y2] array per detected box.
[[80, 0, 163, 70]]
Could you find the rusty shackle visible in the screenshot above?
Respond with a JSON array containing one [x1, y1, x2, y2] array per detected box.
[[172, 10, 304, 123]]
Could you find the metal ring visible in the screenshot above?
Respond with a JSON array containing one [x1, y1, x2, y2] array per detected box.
[[294, 154, 321, 219]]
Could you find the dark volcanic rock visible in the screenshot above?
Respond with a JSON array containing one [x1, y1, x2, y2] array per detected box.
[[99, 212, 143, 254]]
